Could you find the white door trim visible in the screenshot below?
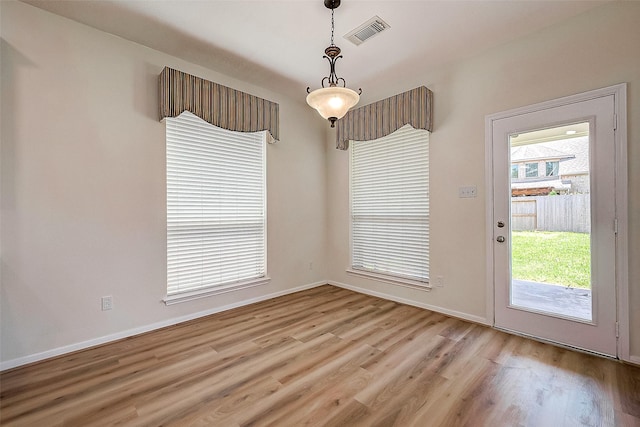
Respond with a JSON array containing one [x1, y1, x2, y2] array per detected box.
[[484, 83, 629, 361]]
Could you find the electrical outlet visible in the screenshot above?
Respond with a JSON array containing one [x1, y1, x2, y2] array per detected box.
[[101, 296, 113, 311], [435, 276, 444, 288], [309, 262, 313, 271], [458, 186, 477, 198]]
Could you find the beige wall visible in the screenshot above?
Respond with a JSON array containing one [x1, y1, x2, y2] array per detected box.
[[0, 1, 328, 366], [2, 0, 639, 368], [326, 2, 640, 357]]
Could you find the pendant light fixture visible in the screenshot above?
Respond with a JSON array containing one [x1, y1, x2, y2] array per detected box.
[[306, 0, 361, 128]]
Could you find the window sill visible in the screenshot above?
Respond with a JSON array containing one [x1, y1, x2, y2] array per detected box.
[[346, 269, 431, 291], [163, 276, 271, 305]]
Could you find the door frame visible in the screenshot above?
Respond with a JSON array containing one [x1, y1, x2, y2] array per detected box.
[[484, 83, 629, 360]]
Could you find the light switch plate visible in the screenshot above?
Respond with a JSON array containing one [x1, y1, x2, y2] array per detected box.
[[458, 186, 477, 198]]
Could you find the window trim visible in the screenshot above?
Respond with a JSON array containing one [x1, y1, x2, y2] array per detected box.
[[163, 276, 271, 305], [346, 268, 431, 291]]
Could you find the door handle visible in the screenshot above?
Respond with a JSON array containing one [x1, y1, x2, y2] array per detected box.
[[497, 221, 505, 228], [496, 236, 506, 243]]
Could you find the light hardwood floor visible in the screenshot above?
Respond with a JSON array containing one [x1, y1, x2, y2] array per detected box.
[[1, 285, 639, 426]]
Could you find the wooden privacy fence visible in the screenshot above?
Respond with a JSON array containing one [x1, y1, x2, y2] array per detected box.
[[511, 194, 590, 233]]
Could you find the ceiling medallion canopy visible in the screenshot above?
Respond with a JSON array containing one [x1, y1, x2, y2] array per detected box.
[[306, 0, 361, 128]]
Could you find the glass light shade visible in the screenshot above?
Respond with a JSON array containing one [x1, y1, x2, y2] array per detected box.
[[306, 86, 360, 121]]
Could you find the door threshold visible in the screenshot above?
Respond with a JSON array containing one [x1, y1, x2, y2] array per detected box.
[[494, 326, 617, 360]]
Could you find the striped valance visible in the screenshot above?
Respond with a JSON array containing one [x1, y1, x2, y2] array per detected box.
[[335, 86, 433, 150], [159, 67, 279, 143]]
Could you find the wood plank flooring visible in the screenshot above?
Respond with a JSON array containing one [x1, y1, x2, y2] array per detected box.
[[2, 285, 639, 426]]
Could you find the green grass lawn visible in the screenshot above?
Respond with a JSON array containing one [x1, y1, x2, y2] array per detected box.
[[511, 231, 591, 289]]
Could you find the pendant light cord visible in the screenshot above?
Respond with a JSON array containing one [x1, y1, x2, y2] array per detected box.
[[330, 8, 335, 46]]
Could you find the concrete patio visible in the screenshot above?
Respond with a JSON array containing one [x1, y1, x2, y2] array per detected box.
[[511, 279, 592, 321]]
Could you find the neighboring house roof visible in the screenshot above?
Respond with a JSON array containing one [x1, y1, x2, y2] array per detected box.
[[511, 145, 574, 163], [511, 178, 571, 191], [511, 136, 589, 176]]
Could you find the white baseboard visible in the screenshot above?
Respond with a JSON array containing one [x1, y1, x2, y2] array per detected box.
[[2, 279, 493, 371], [0, 281, 326, 372], [4, 276, 632, 372], [328, 280, 491, 326]]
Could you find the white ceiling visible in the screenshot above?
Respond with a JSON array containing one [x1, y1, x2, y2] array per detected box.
[[23, 0, 608, 103], [511, 122, 590, 146]]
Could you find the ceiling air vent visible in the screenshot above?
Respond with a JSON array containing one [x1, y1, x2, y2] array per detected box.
[[344, 16, 390, 46]]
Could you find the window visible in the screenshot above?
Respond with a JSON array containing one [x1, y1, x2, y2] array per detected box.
[[165, 111, 267, 301], [511, 164, 519, 179], [525, 162, 538, 177], [350, 125, 429, 288], [546, 161, 559, 176]]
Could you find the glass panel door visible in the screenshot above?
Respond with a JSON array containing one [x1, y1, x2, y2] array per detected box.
[[509, 123, 592, 322], [492, 92, 618, 356]]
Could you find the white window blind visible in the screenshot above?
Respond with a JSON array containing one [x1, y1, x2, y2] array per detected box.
[[350, 125, 429, 286], [166, 111, 266, 297]]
